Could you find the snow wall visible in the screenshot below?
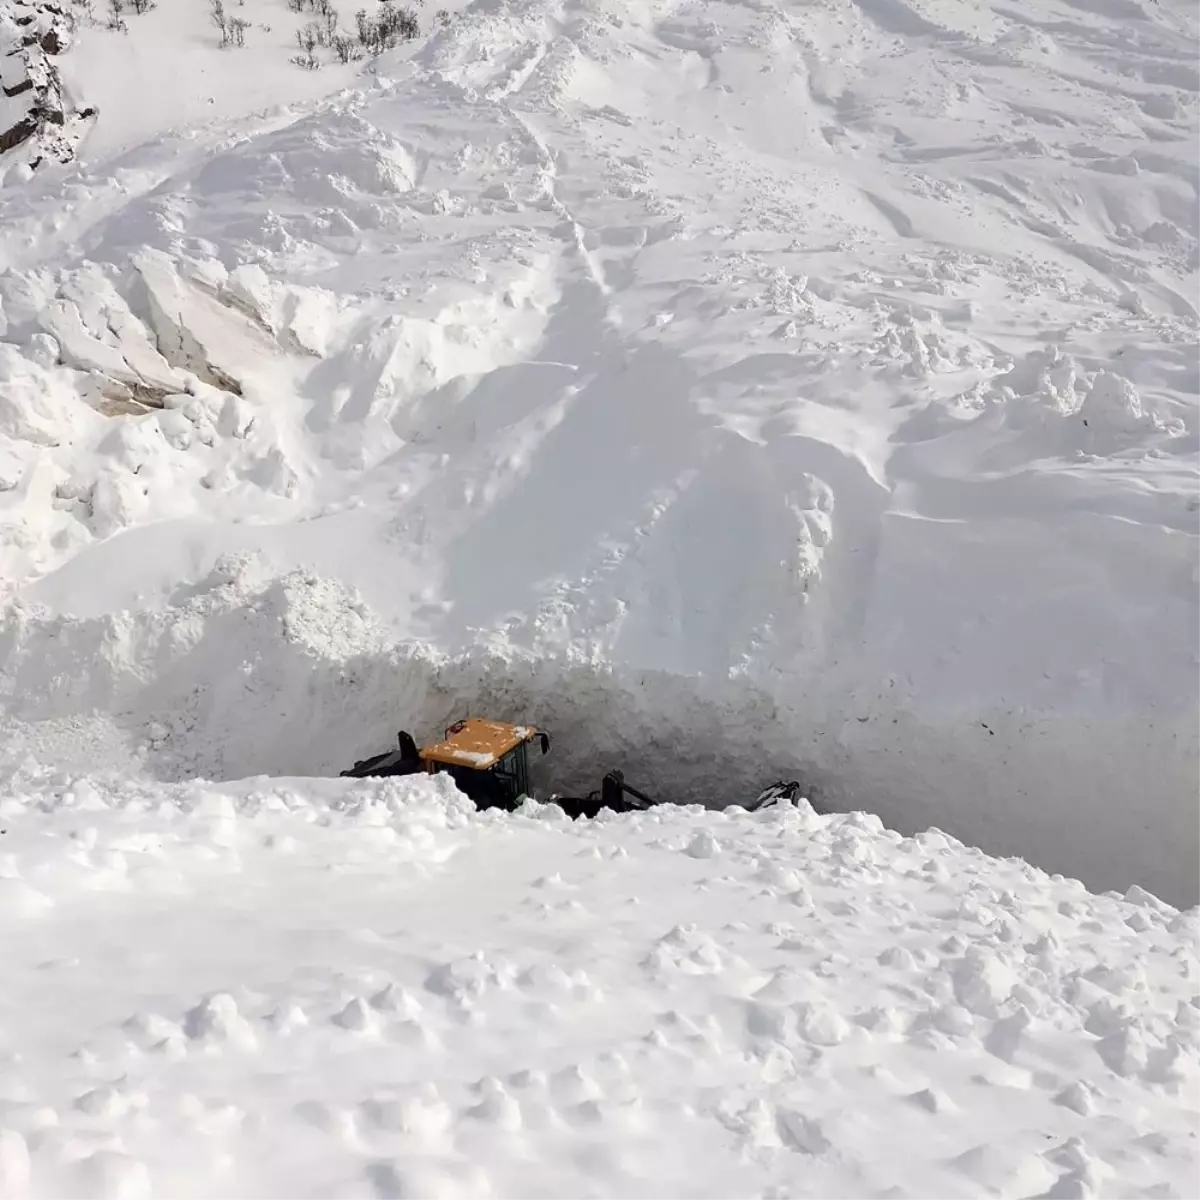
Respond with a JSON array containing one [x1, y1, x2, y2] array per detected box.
[[0, 565, 1194, 908]]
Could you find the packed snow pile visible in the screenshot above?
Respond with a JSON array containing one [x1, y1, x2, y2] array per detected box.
[[0, 772, 1196, 1198], [0, 0, 1197, 900]]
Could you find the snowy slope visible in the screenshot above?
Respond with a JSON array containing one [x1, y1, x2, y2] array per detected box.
[[0, 3, 1197, 1192], [0, 772, 1196, 1199], [0, 0, 1196, 917]]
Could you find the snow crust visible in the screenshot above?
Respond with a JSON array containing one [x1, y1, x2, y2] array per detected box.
[[0, 772, 1196, 1198], [3, 0, 1197, 899]]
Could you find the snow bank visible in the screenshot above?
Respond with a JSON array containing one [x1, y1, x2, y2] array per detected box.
[[0, 768, 1195, 1197]]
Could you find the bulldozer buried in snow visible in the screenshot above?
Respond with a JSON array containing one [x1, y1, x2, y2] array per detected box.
[[340, 716, 803, 819]]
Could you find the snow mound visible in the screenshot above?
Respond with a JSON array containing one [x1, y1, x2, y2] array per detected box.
[[0, 770, 1195, 1197]]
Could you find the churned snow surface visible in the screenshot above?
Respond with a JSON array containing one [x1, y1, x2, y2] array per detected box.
[[0, 772, 1197, 1199]]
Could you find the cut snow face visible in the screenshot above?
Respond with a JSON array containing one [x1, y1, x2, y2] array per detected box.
[[0, 565, 809, 819], [0, 0, 1197, 904], [0, 564, 1195, 910]]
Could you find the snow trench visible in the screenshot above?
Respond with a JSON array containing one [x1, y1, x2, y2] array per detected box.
[[0, 567, 798, 816], [0, 564, 1195, 907]]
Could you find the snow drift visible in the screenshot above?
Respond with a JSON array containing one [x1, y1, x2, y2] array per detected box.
[[0, 0, 1197, 902]]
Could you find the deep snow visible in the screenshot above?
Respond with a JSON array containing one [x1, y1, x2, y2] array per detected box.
[[0, 772, 1197, 1199], [0, 0, 1198, 1193]]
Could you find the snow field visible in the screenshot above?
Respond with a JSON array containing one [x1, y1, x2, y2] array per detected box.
[[0, 0, 1196, 1194], [0, 772, 1196, 1198]]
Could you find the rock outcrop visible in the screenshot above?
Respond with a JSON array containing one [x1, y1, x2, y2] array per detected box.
[[0, 2, 95, 173]]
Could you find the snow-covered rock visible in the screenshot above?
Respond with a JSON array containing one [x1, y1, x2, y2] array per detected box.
[[0, 1, 95, 180]]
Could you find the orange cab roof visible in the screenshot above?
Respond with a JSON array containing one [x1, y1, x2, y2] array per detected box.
[[420, 718, 536, 770]]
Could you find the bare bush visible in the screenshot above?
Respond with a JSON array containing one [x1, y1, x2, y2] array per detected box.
[[354, 0, 419, 53], [286, 0, 419, 71], [106, 0, 127, 31], [210, 0, 229, 46], [229, 15, 248, 45], [381, 2, 420, 45]]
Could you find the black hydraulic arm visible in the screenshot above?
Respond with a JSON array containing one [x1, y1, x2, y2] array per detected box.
[[600, 770, 658, 811]]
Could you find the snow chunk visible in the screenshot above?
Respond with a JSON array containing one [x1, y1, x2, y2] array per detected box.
[[795, 1000, 852, 1046], [131, 249, 277, 394], [332, 997, 379, 1034], [426, 953, 514, 1002], [951, 950, 1017, 1017], [183, 993, 257, 1050], [685, 830, 721, 859]]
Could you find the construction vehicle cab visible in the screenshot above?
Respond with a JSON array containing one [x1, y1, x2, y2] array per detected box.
[[341, 715, 802, 819], [420, 718, 549, 809], [341, 717, 549, 811]]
